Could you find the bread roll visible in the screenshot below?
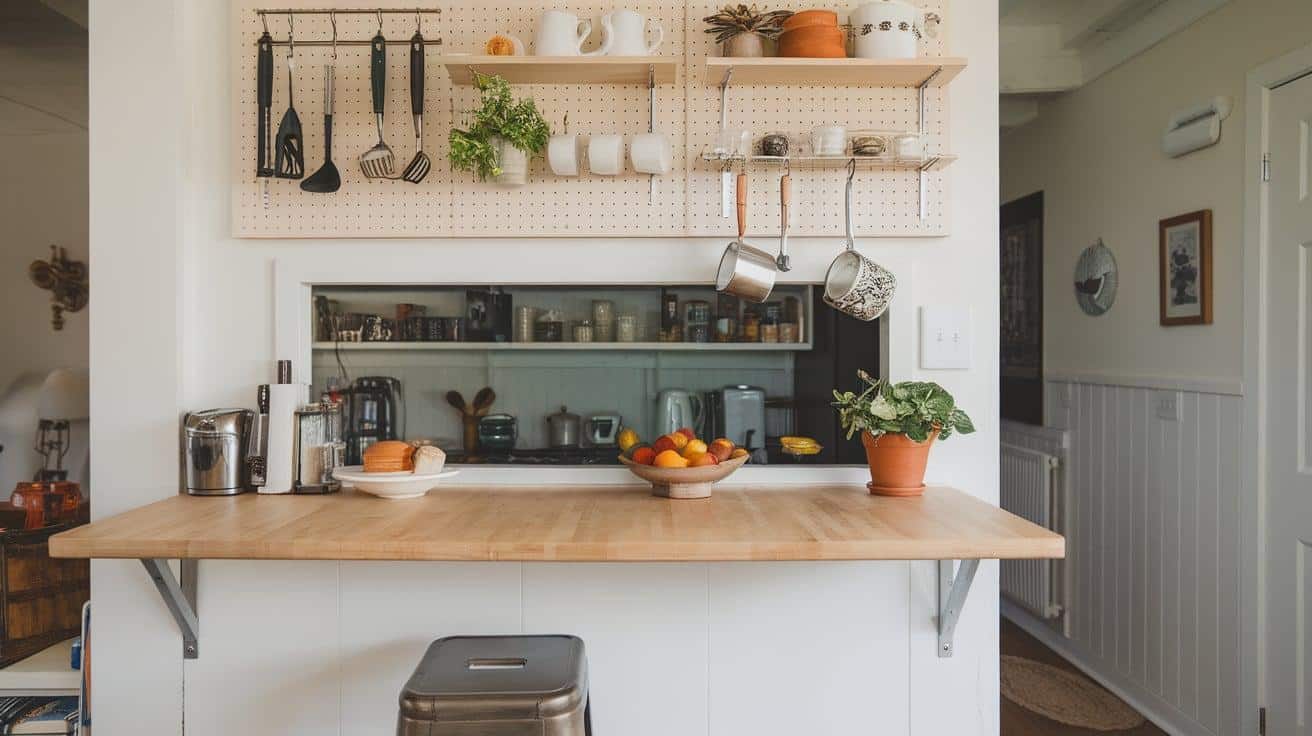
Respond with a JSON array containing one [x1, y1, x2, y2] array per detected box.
[[413, 445, 446, 475]]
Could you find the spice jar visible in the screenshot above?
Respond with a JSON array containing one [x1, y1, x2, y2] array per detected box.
[[850, 130, 890, 157], [592, 300, 614, 342], [758, 132, 790, 158], [742, 309, 761, 342], [573, 320, 594, 343], [616, 314, 639, 343]]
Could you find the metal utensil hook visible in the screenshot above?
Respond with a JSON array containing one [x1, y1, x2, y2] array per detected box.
[[329, 10, 338, 59], [846, 157, 856, 182], [376, 9, 384, 32], [286, 12, 294, 59], [261, 11, 269, 34], [415, 8, 423, 33]]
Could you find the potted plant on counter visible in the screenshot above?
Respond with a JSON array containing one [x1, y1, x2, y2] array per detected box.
[[703, 4, 793, 57], [448, 72, 549, 187], [832, 370, 975, 497]]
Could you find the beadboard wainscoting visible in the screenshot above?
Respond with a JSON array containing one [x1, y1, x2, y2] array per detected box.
[[1004, 378, 1243, 736]]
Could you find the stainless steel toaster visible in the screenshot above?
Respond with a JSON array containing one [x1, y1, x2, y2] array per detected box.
[[718, 385, 767, 453], [181, 409, 254, 495]]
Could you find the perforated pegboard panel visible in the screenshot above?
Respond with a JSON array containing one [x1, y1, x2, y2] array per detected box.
[[231, 0, 949, 238]]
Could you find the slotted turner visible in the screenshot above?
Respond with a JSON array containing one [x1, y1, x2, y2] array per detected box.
[[359, 31, 394, 179], [273, 46, 304, 179], [397, 30, 430, 183]]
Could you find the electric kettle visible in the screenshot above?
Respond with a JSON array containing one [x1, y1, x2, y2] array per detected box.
[[655, 389, 702, 436]]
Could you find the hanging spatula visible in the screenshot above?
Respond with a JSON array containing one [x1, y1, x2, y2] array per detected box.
[[359, 32, 395, 179], [397, 30, 430, 183], [273, 44, 304, 179]]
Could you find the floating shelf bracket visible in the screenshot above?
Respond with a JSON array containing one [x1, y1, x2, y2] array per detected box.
[[916, 67, 943, 221], [141, 559, 199, 659], [936, 558, 979, 657]]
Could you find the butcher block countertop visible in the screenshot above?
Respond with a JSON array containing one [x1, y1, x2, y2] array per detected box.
[[49, 485, 1064, 562]]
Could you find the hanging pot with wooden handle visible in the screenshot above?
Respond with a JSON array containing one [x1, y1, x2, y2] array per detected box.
[[716, 172, 778, 303]]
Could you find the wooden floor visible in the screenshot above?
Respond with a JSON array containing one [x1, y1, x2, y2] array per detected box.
[[1001, 620, 1166, 736]]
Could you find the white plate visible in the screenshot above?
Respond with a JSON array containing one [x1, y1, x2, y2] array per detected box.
[[332, 466, 461, 500]]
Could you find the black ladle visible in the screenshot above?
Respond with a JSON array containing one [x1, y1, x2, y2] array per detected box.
[[301, 65, 341, 193]]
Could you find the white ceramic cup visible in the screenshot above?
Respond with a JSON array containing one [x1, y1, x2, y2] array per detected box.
[[535, 10, 609, 56], [822, 175, 896, 320], [630, 132, 672, 175], [588, 134, 624, 175], [811, 125, 847, 156], [548, 133, 583, 176], [602, 9, 664, 55]]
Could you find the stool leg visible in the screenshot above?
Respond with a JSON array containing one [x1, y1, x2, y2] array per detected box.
[[585, 698, 593, 735]]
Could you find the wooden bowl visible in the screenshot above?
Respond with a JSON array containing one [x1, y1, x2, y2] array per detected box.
[[778, 26, 847, 58], [618, 454, 749, 499]]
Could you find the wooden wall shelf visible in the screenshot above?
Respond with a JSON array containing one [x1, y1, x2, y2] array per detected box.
[[702, 56, 967, 87], [440, 56, 679, 85]]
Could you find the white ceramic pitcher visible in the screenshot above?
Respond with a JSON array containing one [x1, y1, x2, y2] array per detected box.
[[600, 9, 664, 55], [849, 0, 940, 59], [535, 10, 611, 56]]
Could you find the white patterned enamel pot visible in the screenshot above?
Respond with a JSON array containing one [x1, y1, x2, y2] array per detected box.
[[823, 250, 897, 321]]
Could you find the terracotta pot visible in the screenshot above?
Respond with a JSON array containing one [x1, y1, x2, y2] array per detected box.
[[778, 26, 847, 58], [722, 32, 766, 57], [861, 429, 938, 497], [782, 9, 839, 31]]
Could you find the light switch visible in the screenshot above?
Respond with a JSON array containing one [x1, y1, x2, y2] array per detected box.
[[1154, 390, 1180, 421], [919, 306, 971, 370]]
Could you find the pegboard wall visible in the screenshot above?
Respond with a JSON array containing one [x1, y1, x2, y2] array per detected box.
[[231, 0, 950, 238]]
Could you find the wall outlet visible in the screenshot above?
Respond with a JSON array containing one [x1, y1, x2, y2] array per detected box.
[[1154, 390, 1180, 421], [919, 306, 971, 370]]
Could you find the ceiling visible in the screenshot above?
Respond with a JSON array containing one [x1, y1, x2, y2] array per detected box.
[[0, 0, 86, 136], [999, 0, 1229, 128]]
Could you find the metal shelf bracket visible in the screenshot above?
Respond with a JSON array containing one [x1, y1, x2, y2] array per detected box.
[[936, 559, 979, 658], [141, 559, 199, 659]]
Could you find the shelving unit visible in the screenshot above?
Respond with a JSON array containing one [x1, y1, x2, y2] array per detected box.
[[313, 341, 811, 352], [439, 56, 679, 85], [0, 639, 79, 696], [700, 152, 957, 172], [701, 56, 967, 87]]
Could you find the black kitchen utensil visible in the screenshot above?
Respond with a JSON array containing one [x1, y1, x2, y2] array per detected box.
[[397, 31, 430, 183], [274, 45, 305, 179], [359, 32, 395, 178], [301, 65, 341, 193], [256, 31, 274, 178]]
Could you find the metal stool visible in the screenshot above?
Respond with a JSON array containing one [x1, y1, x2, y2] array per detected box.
[[398, 635, 592, 736]]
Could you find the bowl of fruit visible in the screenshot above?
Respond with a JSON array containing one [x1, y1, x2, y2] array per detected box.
[[618, 427, 750, 499]]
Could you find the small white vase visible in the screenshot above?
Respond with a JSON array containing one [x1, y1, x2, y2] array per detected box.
[[493, 136, 529, 187]]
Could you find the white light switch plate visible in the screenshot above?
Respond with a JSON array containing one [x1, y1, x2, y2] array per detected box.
[[919, 306, 971, 370], [1154, 390, 1180, 421]]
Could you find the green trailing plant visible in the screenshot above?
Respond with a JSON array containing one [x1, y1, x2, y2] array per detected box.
[[448, 72, 550, 180], [702, 4, 793, 44], [831, 370, 975, 442]]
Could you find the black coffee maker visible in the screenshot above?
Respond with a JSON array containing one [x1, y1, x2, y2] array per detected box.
[[343, 376, 404, 464]]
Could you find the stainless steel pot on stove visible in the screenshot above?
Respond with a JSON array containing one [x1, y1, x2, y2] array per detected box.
[[546, 406, 581, 448]]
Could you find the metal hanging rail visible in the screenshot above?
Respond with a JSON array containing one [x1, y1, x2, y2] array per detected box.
[[255, 8, 441, 15], [255, 8, 443, 47]]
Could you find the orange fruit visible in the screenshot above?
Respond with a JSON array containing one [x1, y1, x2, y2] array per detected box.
[[653, 449, 690, 468], [668, 432, 690, 450], [680, 439, 708, 458], [676, 427, 697, 441], [631, 446, 656, 466], [688, 452, 719, 467], [652, 435, 677, 454], [730, 448, 750, 460]]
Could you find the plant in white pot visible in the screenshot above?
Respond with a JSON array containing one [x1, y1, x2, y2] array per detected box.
[[832, 371, 974, 497], [702, 4, 792, 57], [448, 72, 549, 187]]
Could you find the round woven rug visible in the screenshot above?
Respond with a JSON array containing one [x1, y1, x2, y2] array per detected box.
[[1001, 655, 1146, 731]]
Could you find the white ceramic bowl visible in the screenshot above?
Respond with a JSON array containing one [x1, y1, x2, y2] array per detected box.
[[332, 466, 461, 500]]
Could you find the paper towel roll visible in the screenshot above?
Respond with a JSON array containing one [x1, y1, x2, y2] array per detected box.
[[260, 382, 308, 494]]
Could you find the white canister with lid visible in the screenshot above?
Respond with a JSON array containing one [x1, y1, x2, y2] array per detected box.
[[849, 1, 940, 59]]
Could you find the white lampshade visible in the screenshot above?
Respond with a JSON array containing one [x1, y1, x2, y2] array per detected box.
[[38, 369, 89, 422]]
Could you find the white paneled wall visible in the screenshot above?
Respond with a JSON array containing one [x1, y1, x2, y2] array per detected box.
[[1007, 379, 1242, 736]]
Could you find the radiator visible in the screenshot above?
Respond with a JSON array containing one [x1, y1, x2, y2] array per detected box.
[[1000, 444, 1063, 620]]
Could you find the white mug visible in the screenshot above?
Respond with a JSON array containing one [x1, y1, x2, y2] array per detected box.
[[535, 10, 609, 56], [630, 132, 672, 175], [823, 175, 896, 320], [601, 9, 664, 55], [811, 126, 846, 156], [548, 133, 584, 176], [588, 134, 624, 175]]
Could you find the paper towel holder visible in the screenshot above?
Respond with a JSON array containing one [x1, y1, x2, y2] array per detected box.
[[1162, 96, 1232, 158]]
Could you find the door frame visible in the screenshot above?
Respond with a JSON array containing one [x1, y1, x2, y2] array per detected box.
[[1243, 42, 1312, 733]]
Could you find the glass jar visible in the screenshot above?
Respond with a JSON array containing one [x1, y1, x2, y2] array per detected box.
[[616, 314, 639, 343], [742, 309, 761, 342], [779, 322, 799, 343], [591, 300, 614, 342], [761, 324, 779, 343], [758, 132, 790, 158], [573, 320, 594, 343]]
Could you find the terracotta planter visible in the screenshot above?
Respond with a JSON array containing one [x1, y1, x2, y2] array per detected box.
[[722, 32, 766, 57], [861, 429, 938, 497]]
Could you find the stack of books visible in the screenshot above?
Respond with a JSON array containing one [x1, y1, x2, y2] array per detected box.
[[0, 697, 78, 734]]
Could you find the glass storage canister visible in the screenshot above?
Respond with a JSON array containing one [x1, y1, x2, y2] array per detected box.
[[742, 309, 761, 342], [573, 320, 594, 343], [660, 290, 681, 342], [513, 306, 537, 343], [616, 314, 639, 343], [591, 300, 614, 342], [684, 300, 711, 343], [758, 132, 790, 158], [534, 310, 564, 342]]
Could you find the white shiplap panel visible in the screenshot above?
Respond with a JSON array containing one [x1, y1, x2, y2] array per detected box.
[[1196, 395, 1221, 733], [1217, 395, 1242, 736], [1146, 413, 1164, 697], [1080, 382, 1096, 650], [1131, 387, 1148, 684], [1161, 391, 1183, 707], [1177, 392, 1200, 720], [1116, 387, 1134, 675], [1099, 387, 1114, 662]]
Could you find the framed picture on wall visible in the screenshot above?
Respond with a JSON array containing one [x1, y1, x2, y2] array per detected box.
[[1159, 209, 1213, 326]]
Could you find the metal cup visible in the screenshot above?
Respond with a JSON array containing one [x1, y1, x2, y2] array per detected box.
[[716, 241, 777, 303], [822, 167, 896, 321]]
